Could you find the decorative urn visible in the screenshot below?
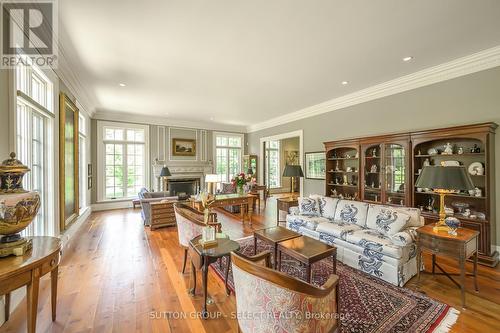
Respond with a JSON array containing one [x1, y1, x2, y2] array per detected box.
[[0, 152, 41, 257]]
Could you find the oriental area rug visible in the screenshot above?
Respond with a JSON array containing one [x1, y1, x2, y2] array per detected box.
[[211, 236, 459, 333]]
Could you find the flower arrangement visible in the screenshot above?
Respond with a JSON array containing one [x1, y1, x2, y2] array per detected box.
[[231, 173, 256, 193]]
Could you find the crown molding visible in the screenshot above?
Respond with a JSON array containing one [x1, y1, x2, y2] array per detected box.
[[93, 109, 247, 133], [54, 46, 97, 117], [246, 45, 500, 133]]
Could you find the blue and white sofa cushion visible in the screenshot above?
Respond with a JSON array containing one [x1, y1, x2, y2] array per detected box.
[[334, 200, 369, 227], [366, 204, 411, 236], [286, 196, 423, 287], [298, 197, 320, 216]]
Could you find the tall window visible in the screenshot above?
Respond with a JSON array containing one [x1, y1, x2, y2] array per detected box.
[[79, 113, 87, 211], [214, 132, 244, 183], [97, 122, 149, 201], [15, 58, 55, 236], [265, 140, 280, 188]]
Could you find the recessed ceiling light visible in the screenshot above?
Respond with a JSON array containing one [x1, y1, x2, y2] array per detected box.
[[403, 56, 413, 62], [119, 83, 126, 87], [341, 81, 348, 85]]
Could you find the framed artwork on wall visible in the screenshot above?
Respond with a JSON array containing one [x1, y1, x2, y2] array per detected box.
[[172, 138, 196, 156], [305, 152, 326, 180], [59, 93, 80, 231], [285, 150, 299, 165]]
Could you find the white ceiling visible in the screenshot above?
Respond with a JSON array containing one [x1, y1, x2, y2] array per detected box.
[[59, 0, 500, 130]]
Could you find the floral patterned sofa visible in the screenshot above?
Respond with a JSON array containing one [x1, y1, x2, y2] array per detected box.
[[286, 195, 424, 286]]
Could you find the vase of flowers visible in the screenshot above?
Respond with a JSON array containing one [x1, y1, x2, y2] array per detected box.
[[231, 172, 256, 195]]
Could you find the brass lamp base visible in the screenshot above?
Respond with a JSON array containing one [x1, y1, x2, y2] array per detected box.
[[433, 223, 450, 233], [0, 237, 33, 257]]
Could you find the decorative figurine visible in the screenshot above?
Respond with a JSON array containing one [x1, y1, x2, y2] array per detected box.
[[457, 147, 464, 155], [443, 142, 453, 155], [474, 187, 482, 197], [470, 144, 481, 153], [417, 149, 422, 156], [427, 197, 435, 212], [423, 158, 431, 167], [335, 163, 340, 171], [371, 182, 376, 188], [372, 149, 377, 157], [370, 164, 378, 173], [428, 148, 438, 155], [343, 175, 348, 184]]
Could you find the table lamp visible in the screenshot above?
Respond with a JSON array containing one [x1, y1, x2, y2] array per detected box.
[[160, 166, 171, 192], [205, 174, 219, 195], [282, 165, 303, 199], [415, 165, 474, 232]]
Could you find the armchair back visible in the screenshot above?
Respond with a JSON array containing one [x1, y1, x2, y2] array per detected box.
[[231, 252, 339, 333], [174, 203, 220, 248]]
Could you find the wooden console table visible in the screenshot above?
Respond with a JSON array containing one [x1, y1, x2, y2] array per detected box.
[[416, 225, 479, 308], [0, 237, 61, 333], [189, 194, 255, 225]]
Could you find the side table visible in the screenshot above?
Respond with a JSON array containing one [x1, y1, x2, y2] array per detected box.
[[416, 225, 479, 308], [276, 197, 298, 226], [0, 236, 61, 333], [188, 235, 240, 319]]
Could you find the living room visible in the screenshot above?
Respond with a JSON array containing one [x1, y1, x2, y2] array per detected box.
[[0, 1, 499, 333]]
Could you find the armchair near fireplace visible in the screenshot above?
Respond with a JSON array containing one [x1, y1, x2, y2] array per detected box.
[[138, 188, 178, 226]]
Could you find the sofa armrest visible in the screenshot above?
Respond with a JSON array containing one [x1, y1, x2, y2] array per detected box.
[[289, 206, 300, 215], [390, 227, 419, 246]]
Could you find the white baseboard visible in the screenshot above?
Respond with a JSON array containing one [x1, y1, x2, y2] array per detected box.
[[91, 200, 132, 211], [0, 207, 93, 328]]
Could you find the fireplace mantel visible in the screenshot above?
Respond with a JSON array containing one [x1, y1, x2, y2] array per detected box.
[[152, 164, 212, 192]]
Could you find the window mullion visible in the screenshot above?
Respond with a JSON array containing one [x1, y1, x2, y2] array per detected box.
[[123, 143, 128, 197]]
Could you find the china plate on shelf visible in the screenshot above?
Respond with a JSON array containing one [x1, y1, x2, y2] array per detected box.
[[468, 162, 484, 175]]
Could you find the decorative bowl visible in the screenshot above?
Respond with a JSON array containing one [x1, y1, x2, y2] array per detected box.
[[444, 217, 460, 236]]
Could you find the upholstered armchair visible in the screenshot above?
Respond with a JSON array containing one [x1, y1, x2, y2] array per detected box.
[[174, 203, 220, 273], [231, 251, 339, 333]]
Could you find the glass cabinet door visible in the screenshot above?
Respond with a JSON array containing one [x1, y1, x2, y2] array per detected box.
[[364, 144, 381, 203], [384, 144, 406, 206]]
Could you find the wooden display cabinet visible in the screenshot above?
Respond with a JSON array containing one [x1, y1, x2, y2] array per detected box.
[[324, 139, 360, 200], [411, 123, 497, 267], [360, 134, 411, 206], [323, 122, 497, 267]]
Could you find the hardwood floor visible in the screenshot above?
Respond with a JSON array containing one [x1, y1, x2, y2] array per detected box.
[[2, 197, 500, 333]]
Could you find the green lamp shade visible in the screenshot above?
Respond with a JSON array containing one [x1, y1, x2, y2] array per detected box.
[[283, 165, 304, 177], [160, 166, 171, 177], [415, 166, 474, 191]]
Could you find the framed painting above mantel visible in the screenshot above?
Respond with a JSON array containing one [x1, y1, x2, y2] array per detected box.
[[59, 93, 79, 232], [172, 138, 196, 156]]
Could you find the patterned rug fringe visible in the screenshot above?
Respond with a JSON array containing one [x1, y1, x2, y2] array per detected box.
[[429, 307, 460, 333]]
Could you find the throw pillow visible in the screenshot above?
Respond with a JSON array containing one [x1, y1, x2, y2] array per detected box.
[[366, 205, 411, 236], [318, 196, 339, 220], [396, 207, 423, 227], [298, 197, 320, 216], [333, 200, 369, 227]]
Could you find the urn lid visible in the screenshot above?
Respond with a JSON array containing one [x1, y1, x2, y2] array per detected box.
[[0, 152, 30, 174]]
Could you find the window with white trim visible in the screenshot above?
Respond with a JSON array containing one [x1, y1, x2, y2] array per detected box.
[[265, 140, 280, 188], [97, 122, 149, 201], [15, 57, 55, 236], [214, 132, 244, 183]]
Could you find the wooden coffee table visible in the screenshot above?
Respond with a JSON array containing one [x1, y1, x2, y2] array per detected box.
[[253, 226, 301, 268], [277, 236, 337, 283]]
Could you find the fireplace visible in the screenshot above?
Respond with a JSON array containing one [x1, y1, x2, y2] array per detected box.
[[167, 178, 200, 196]]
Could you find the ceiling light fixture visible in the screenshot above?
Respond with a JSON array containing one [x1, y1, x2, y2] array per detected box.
[[403, 56, 413, 62], [119, 83, 126, 87], [341, 81, 348, 85]]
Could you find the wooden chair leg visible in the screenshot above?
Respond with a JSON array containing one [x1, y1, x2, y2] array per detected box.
[[182, 248, 188, 274], [4, 293, 10, 322]]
